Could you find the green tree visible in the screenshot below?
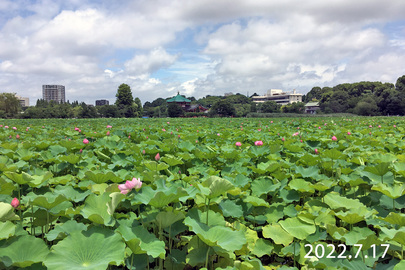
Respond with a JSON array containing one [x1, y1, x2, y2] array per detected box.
[[167, 103, 184, 117], [0, 93, 21, 117], [134, 97, 143, 116], [282, 102, 305, 113], [209, 99, 236, 117], [395, 75, 405, 92], [259, 101, 281, 113], [115, 83, 134, 106], [354, 96, 379, 116]]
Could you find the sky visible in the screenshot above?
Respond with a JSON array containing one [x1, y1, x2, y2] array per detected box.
[[1, 0, 405, 106]]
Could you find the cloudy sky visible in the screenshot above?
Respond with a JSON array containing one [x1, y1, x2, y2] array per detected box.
[[1, 0, 405, 106]]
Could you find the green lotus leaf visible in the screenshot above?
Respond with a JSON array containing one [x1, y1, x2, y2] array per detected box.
[[251, 178, 280, 197], [394, 260, 405, 270], [0, 202, 19, 222], [49, 145, 67, 156], [15, 148, 35, 161], [243, 196, 270, 207], [131, 185, 155, 205], [342, 227, 375, 245], [279, 217, 316, 240], [202, 176, 234, 199], [219, 200, 243, 218], [156, 211, 185, 228], [251, 238, 274, 257], [0, 221, 15, 240], [383, 212, 405, 226], [0, 235, 49, 268], [262, 224, 294, 246], [44, 227, 125, 270], [144, 160, 169, 171], [372, 183, 405, 199], [107, 192, 125, 215], [294, 166, 320, 179], [3, 171, 34, 185], [0, 178, 15, 195], [186, 235, 211, 267], [184, 215, 246, 251], [46, 220, 88, 241], [288, 178, 315, 193], [160, 154, 184, 166], [84, 171, 121, 184], [364, 162, 390, 177], [324, 192, 365, 210], [265, 204, 285, 223], [322, 149, 344, 160], [29, 193, 68, 210], [58, 153, 81, 164], [53, 185, 91, 202], [80, 193, 115, 226], [116, 222, 165, 258], [335, 207, 377, 225], [149, 187, 188, 208]]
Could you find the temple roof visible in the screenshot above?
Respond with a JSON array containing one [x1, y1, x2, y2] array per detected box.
[[167, 92, 191, 103]]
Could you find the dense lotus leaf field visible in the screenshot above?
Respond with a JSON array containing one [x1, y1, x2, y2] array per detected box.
[[0, 117, 404, 270]]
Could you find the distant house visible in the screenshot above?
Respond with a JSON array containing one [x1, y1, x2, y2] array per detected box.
[[252, 89, 302, 105], [95, 99, 109, 106], [305, 101, 320, 114], [167, 92, 191, 109], [186, 104, 209, 113]]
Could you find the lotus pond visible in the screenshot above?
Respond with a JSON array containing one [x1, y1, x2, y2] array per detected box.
[[0, 117, 404, 270]]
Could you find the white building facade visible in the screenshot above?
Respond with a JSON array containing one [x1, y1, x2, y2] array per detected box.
[[42, 85, 65, 103], [252, 89, 302, 105]]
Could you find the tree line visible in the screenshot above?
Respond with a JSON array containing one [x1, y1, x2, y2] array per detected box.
[[1, 75, 405, 119]]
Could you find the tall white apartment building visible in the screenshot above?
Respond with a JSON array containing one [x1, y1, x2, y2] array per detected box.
[[42, 85, 65, 103]]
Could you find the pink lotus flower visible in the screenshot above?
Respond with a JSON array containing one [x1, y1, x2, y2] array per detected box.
[[12, 127, 17, 130], [270, 121, 273, 123], [331, 136, 337, 141], [347, 132, 351, 135], [315, 149, 319, 154], [11, 198, 19, 208], [83, 138, 89, 144], [281, 137, 285, 141], [75, 127, 80, 131], [79, 149, 83, 153], [378, 125, 381, 128], [155, 153, 160, 161], [162, 128, 166, 131], [106, 131, 110, 136], [118, 178, 142, 194], [254, 141, 263, 146], [106, 125, 112, 128], [142, 150, 145, 154], [393, 125, 397, 128], [318, 126, 321, 129], [258, 129, 261, 131], [235, 142, 242, 147], [5, 126, 9, 128], [300, 140, 303, 143], [16, 134, 20, 139], [369, 125, 372, 128]]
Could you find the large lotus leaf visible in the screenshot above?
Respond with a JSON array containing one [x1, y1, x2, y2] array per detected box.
[[251, 161, 280, 174], [243, 196, 270, 207], [84, 171, 121, 184], [0, 202, 19, 222], [324, 192, 365, 210], [394, 261, 405, 270], [156, 211, 185, 228], [3, 171, 34, 185], [186, 235, 211, 267], [15, 148, 35, 161], [262, 224, 294, 246], [279, 217, 316, 240], [0, 221, 15, 240], [0, 156, 17, 172], [28, 193, 68, 210], [372, 183, 405, 199], [184, 215, 246, 251], [58, 153, 81, 164], [364, 163, 390, 177], [149, 187, 188, 208], [53, 185, 91, 202], [335, 207, 377, 225], [0, 178, 15, 195], [368, 153, 397, 163], [383, 212, 405, 226], [107, 192, 125, 215], [251, 178, 280, 197], [0, 235, 49, 268], [116, 223, 165, 258], [144, 160, 169, 171], [80, 193, 115, 226], [393, 162, 405, 177], [49, 145, 67, 156], [202, 176, 234, 199], [251, 238, 274, 258], [322, 149, 344, 160], [219, 200, 243, 218], [342, 227, 375, 245], [288, 178, 315, 193], [294, 166, 320, 179], [160, 154, 184, 166], [265, 204, 285, 223], [44, 227, 125, 270], [46, 220, 88, 241], [131, 186, 155, 205]]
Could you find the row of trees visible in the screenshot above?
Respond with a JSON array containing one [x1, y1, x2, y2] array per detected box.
[[2, 76, 405, 118], [304, 75, 405, 115]]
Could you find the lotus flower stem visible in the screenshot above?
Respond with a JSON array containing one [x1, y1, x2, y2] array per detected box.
[[205, 246, 211, 269]]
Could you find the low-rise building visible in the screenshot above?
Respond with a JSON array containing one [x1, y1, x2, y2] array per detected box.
[[252, 89, 302, 105], [95, 99, 109, 106], [305, 101, 320, 114], [15, 95, 29, 107]]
